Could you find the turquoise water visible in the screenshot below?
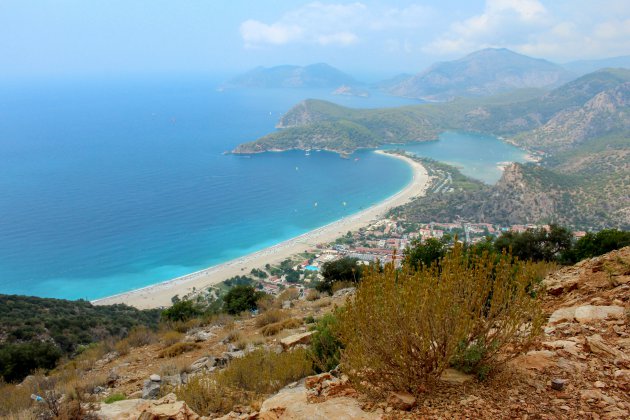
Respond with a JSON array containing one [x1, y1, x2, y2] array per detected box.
[[0, 77, 526, 301], [0, 77, 418, 300], [389, 131, 529, 184]]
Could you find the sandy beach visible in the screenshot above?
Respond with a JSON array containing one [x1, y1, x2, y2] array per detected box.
[[92, 151, 430, 309]]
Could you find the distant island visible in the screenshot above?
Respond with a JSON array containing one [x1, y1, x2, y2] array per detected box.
[[332, 84, 369, 97], [220, 63, 360, 90]]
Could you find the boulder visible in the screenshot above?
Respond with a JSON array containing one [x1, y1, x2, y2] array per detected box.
[[387, 391, 417, 411], [94, 393, 201, 420], [548, 307, 577, 324], [585, 335, 628, 361], [332, 287, 356, 298], [142, 379, 161, 400], [137, 393, 201, 420], [162, 374, 182, 387], [190, 356, 217, 372], [542, 340, 581, 357], [95, 399, 145, 419], [185, 330, 216, 343], [223, 350, 245, 360], [574, 305, 625, 323], [107, 369, 119, 386], [280, 331, 314, 350], [515, 350, 556, 372], [259, 382, 379, 419], [149, 374, 161, 382]]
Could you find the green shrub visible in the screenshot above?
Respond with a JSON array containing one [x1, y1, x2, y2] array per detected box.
[[403, 237, 447, 270], [339, 244, 544, 395], [0, 342, 62, 383], [316, 258, 362, 294], [223, 286, 264, 315], [161, 300, 203, 323], [564, 229, 630, 263], [104, 393, 126, 404], [309, 313, 343, 373]]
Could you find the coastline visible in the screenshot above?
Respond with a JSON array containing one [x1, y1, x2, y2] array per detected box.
[[92, 150, 430, 309]]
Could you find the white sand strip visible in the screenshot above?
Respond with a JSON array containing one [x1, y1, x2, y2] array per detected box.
[[92, 151, 429, 309]]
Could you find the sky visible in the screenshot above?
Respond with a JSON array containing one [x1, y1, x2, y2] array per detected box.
[[1, 0, 629, 80]]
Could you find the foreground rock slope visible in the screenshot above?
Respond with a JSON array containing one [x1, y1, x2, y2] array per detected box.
[[94, 247, 630, 419]]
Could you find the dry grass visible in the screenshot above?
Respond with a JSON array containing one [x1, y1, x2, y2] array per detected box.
[[159, 359, 192, 376], [159, 330, 184, 347], [255, 309, 287, 328], [0, 380, 33, 418], [224, 330, 243, 344], [305, 289, 320, 301], [175, 349, 313, 416], [158, 342, 201, 358], [164, 318, 202, 334], [260, 318, 302, 337], [277, 288, 300, 303]]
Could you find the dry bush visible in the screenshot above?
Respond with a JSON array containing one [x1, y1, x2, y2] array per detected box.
[[163, 318, 202, 334], [305, 289, 320, 301], [339, 244, 544, 394], [160, 330, 184, 347], [256, 294, 275, 312], [260, 318, 302, 337], [313, 297, 332, 308], [225, 330, 243, 344], [220, 348, 312, 394], [114, 339, 130, 356], [160, 359, 191, 376], [72, 342, 110, 371], [255, 309, 287, 328], [277, 288, 300, 303], [125, 325, 157, 347], [233, 333, 266, 352], [174, 375, 250, 416], [176, 348, 312, 416], [331, 281, 355, 294], [158, 342, 201, 358]]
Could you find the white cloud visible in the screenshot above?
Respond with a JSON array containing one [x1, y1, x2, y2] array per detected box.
[[239, 2, 432, 49], [425, 0, 630, 60], [240, 20, 303, 46], [425, 0, 549, 54]]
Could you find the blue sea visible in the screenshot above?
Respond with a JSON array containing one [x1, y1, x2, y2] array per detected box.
[[0, 76, 527, 300]]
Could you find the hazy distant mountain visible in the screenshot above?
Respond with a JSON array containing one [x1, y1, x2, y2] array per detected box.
[[371, 73, 414, 90], [387, 48, 572, 100], [221, 63, 359, 89], [564, 56, 630, 75]]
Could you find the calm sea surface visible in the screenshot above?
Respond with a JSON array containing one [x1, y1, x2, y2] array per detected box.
[[0, 76, 526, 300]]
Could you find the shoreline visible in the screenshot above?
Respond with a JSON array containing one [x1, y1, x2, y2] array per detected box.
[[92, 150, 430, 309]]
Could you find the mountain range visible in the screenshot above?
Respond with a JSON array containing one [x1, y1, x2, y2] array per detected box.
[[385, 48, 573, 100], [224, 49, 630, 102], [233, 68, 630, 229]]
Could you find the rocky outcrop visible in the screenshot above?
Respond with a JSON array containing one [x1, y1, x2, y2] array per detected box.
[[280, 331, 314, 350], [95, 393, 201, 420], [259, 380, 379, 420]]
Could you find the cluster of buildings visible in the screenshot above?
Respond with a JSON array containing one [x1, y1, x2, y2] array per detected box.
[[243, 219, 588, 297]]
